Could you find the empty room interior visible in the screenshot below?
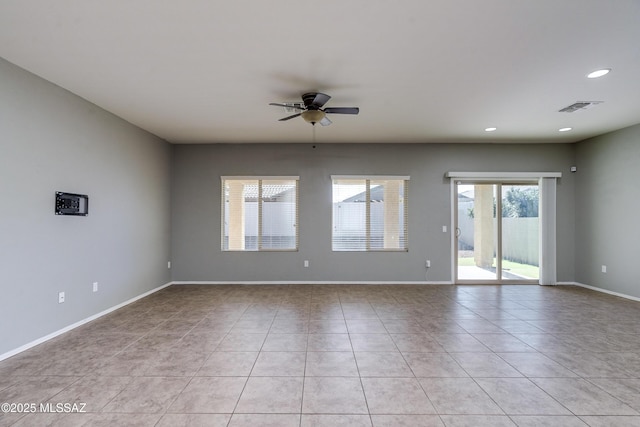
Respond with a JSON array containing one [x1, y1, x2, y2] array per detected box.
[[2, 1, 640, 426]]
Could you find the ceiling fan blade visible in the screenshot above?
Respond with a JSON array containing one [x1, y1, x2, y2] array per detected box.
[[278, 113, 301, 121], [319, 116, 332, 127], [324, 107, 359, 115], [311, 92, 331, 108], [269, 102, 305, 110]]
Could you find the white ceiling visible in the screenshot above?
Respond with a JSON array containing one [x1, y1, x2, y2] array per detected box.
[[1, 0, 639, 144]]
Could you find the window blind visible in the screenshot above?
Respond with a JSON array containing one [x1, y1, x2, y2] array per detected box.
[[332, 176, 408, 251], [222, 177, 298, 251]]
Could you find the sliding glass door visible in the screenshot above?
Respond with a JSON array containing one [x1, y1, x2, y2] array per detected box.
[[456, 184, 497, 281], [455, 182, 539, 283], [500, 184, 539, 281]]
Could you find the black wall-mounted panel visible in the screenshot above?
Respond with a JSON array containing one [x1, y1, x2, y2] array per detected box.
[[55, 192, 89, 216]]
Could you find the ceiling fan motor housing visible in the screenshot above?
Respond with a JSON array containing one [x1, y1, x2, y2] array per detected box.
[[302, 92, 329, 109]]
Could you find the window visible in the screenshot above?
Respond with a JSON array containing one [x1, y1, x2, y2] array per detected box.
[[222, 177, 298, 251], [332, 176, 408, 251]]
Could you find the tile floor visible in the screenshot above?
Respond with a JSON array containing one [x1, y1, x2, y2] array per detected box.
[[1, 284, 640, 426]]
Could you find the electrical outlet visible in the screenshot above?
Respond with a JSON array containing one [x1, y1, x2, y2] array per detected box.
[[304, 260, 309, 268], [426, 260, 431, 268], [602, 265, 607, 273], [442, 226, 447, 233], [58, 291, 65, 304], [93, 282, 98, 292]]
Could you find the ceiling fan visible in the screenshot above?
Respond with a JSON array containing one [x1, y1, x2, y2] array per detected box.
[[269, 92, 359, 126]]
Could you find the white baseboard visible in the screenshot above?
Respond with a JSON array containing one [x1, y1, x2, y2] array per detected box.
[[171, 280, 454, 286], [556, 281, 640, 302], [0, 282, 172, 362]]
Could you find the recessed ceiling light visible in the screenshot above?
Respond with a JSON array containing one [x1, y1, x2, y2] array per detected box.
[[559, 127, 572, 132], [587, 68, 611, 79], [485, 127, 497, 132]]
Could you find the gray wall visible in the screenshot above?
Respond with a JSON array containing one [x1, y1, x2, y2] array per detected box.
[[575, 123, 640, 298], [0, 58, 171, 355], [171, 143, 576, 283]]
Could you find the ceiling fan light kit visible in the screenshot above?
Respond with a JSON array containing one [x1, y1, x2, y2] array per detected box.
[[301, 110, 326, 124], [270, 92, 359, 126]]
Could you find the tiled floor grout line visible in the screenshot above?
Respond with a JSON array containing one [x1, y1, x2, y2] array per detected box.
[[146, 307, 219, 425], [340, 294, 376, 425], [194, 298, 253, 425], [488, 346, 572, 416], [226, 298, 277, 423], [296, 297, 310, 427], [381, 299, 452, 424]]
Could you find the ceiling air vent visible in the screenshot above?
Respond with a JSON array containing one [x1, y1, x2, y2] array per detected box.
[[558, 101, 603, 113]]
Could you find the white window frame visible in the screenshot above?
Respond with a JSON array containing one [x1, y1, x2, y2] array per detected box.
[[221, 176, 299, 252], [331, 175, 409, 252]]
